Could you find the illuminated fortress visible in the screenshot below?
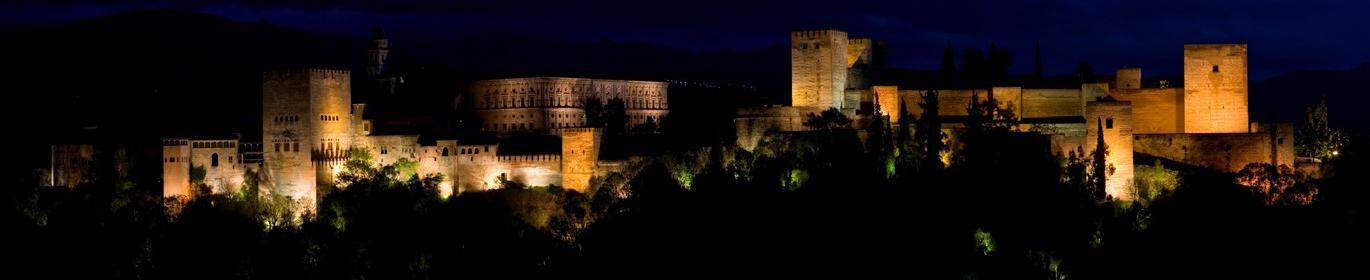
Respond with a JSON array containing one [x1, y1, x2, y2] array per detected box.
[[740, 30, 1292, 201], [160, 69, 659, 211], [134, 28, 1290, 208]]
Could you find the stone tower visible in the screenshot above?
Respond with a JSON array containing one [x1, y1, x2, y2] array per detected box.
[[161, 138, 191, 198], [1116, 67, 1142, 89], [1183, 44, 1248, 133], [1086, 101, 1134, 201], [262, 69, 353, 211], [791, 29, 848, 109], [560, 128, 602, 192], [366, 27, 390, 78]]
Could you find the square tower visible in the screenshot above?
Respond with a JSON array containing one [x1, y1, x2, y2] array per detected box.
[[1086, 101, 1134, 201], [791, 29, 848, 109], [262, 69, 352, 210], [1116, 67, 1142, 89], [1183, 44, 1248, 133], [161, 139, 191, 198], [560, 128, 602, 192]]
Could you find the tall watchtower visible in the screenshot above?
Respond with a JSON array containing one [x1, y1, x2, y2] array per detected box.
[[791, 29, 848, 109], [366, 27, 390, 78], [1183, 44, 1248, 133], [560, 128, 602, 193], [262, 69, 353, 210]]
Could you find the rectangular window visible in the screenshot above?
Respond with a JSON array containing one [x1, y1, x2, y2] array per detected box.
[[275, 143, 280, 152], [1106, 118, 1114, 129]]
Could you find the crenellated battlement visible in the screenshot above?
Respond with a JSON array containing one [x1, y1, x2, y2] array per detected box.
[[162, 138, 189, 146], [497, 154, 562, 163], [791, 29, 846, 39], [263, 68, 351, 81]]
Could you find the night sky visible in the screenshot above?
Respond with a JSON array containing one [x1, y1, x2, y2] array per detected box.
[[3, 0, 1368, 80]]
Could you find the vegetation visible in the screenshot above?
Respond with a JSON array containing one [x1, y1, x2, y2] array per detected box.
[[1297, 96, 1346, 161], [4, 105, 1365, 279]]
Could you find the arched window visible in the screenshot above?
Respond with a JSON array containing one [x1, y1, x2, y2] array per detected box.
[[211, 153, 220, 167], [442, 147, 449, 156]]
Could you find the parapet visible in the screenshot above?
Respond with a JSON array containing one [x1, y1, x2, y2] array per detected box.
[[496, 154, 562, 163], [791, 29, 847, 40], [162, 138, 189, 146], [263, 68, 351, 81]]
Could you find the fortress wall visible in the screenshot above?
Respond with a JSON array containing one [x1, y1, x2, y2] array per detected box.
[[1112, 88, 1184, 134], [874, 86, 901, 122], [1021, 89, 1084, 119], [160, 139, 190, 198], [1134, 127, 1293, 173], [1183, 44, 1249, 133], [189, 139, 243, 195], [734, 106, 814, 150], [897, 88, 1086, 121], [896, 89, 993, 117], [1087, 101, 1135, 201], [1267, 123, 1296, 168], [358, 134, 420, 166], [992, 87, 1024, 118], [455, 144, 500, 192], [418, 140, 458, 197], [843, 89, 865, 115], [792, 29, 848, 109], [1082, 82, 1111, 102], [1049, 134, 1089, 158]]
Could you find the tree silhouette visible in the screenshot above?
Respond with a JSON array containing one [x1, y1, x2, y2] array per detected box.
[[802, 108, 852, 131], [941, 41, 957, 79], [1296, 95, 1345, 160], [915, 89, 945, 172], [1090, 118, 1111, 201]]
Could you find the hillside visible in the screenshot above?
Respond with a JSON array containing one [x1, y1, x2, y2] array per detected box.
[[1250, 63, 1370, 133]]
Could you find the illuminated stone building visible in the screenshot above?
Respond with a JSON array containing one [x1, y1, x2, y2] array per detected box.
[[740, 29, 1290, 201], [470, 77, 668, 134], [158, 66, 640, 210]]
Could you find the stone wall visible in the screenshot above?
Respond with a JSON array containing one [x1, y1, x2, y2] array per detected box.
[[1112, 88, 1184, 134], [1086, 101, 1135, 201], [560, 128, 602, 192], [791, 29, 848, 109], [418, 140, 458, 197], [454, 143, 500, 192], [898, 88, 1083, 120], [190, 139, 244, 194], [1183, 44, 1248, 133], [1134, 128, 1294, 173], [734, 106, 821, 150], [1021, 89, 1085, 119], [874, 85, 901, 122]]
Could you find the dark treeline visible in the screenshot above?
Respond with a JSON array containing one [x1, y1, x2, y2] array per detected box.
[[5, 98, 1367, 279]]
